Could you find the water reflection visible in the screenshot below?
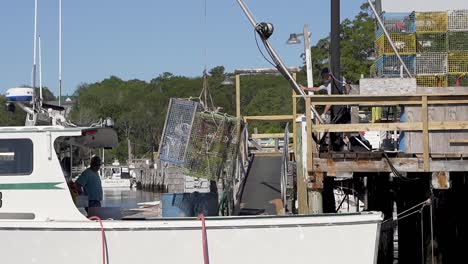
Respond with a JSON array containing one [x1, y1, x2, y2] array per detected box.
[[102, 188, 161, 209]]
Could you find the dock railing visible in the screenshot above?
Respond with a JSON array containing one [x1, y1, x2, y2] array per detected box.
[[294, 93, 468, 172]]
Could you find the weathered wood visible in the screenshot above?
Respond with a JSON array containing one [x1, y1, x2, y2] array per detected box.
[[366, 174, 394, 264], [395, 175, 430, 264], [251, 133, 293, 139], [312, 121, 468, 133], [234, 67, 299, 74], [243, 115, 294, 122], [305, 97, 313, 172], [236, 74, 241, 119], [293, 94, 468, 106], [422, 96, 430, 171], [313, 158, 468, 172], [296, 122, 308, 214], [449, 139, 468, 144]]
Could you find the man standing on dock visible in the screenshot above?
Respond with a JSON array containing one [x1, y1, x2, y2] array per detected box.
[[76, 156, 103, 209]]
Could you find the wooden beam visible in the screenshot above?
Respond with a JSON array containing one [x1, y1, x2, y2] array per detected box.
[[313, 158, 468, 173], [311, 121, 468, 133], [251, 133, 293, 139], [234, 67, 300, 74], [243, 115, 294, 122], [422, 95, 430, 172], [292, 94, 468, 106], [236, 74, 241, 119], [305, 97, 313, 171], [292, 73, 297, 159], [450, 139, 468, 144]]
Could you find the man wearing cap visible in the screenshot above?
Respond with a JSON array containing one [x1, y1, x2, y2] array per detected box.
[[301, 67, 351, 122], [76, 156, 103, 208]]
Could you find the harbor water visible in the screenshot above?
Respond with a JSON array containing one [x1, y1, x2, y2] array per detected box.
[[102, 188, 161, 209]]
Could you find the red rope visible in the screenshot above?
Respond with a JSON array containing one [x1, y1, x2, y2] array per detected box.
[[89, 216, 107, 264], [197, 214, 210, 264]]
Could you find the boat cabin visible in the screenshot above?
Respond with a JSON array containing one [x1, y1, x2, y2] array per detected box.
[[0, 126, 117, 221]]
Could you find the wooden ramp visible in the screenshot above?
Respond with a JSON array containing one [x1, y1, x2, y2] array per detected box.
[[240, 153, 282, 215]]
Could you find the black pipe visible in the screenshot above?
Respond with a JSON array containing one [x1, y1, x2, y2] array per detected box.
[[330, 0, 340, 85]]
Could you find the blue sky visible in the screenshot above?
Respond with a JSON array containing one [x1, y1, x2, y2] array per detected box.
[[0, 0, 364, 95]]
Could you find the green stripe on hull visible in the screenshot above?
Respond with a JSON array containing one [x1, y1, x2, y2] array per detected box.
[[0, 182, 64, 190]]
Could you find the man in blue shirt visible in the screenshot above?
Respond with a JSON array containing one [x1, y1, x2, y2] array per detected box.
[[76, 156, 103, 208]]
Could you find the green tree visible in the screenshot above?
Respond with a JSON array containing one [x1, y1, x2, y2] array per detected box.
[[308, 2, 375, 85], [209, 66, 225, 77]]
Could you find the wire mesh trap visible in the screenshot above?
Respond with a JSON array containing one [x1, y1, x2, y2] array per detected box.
[[448, 51, 468, 74], [448, 31, 468, 51], [375, 33, 416, 57], [448, 10, 468, 31], [416, 33, 447, 53], [448, 74, 468, 87], [158, 98, 240, 181], [416, 12, 448, 33], [416, 75, 448, 87], [375, 55, 416, 77], [416, 52, 448, 75], [376, 12, 416, 38]]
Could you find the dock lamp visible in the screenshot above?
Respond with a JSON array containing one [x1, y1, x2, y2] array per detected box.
[[221, 75, 234, 86], [287, 24, 314, 90]]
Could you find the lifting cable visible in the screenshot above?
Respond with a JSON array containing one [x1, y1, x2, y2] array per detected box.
[[89, 216, 109, 264]]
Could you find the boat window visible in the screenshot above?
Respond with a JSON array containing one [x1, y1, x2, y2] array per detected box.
[[0, 139, 33, 176]]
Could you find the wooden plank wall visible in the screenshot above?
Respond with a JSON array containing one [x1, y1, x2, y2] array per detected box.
[[405, 105, 468, 154], [404, 87, 468, 154]]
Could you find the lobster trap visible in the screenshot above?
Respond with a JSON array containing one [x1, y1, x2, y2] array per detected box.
[[416, 75, 448, 87], [448, 74, 468, 87], [448, 31, 468, 51], [448, 51, 468, 73], [375, 55, 416, 77], [376, 12, 416, 38], [375, 33, 416, 57], [416, 33, 447, 53], [158, 98, 240, 181], [416, 53, 448, 75], [416, 12, 448, 33], [448, 10, 468, 31]]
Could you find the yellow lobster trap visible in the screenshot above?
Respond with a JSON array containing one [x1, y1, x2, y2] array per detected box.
[[416, 75, 448, 87], [375, 33, 416, 57], [416, 11, 448, 33], [448, 52, 468, 74]]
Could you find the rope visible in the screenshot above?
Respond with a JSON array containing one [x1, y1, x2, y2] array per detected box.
[[88, 216, 108, 264], [197, 214, 210, 264], [382, 198, 430, 224]]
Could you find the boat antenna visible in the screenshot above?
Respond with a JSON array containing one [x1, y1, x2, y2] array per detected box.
[[58, 0, 62, 106], [39, 34, 43, 103], [32, 0, 38, 90], [235, 0, 323, 123]]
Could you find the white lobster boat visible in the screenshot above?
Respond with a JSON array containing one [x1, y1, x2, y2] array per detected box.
[[0, 126, 382, 264]]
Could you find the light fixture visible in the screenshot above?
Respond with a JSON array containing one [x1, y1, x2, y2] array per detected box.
[[221, 75, 234, 86], [287, 33, 302, 45]]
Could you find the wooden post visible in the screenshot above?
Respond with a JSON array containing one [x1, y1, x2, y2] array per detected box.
[[305, 97, 313, 170], [236, 74, 241, 120], [305, 96, 323, 214], [422, 95, 430, 172], [296, 121, 309, 215], [292, 73, 297, 159]]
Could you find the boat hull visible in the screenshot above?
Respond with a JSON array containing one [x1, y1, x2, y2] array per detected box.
[[0, 212, 381, 264]]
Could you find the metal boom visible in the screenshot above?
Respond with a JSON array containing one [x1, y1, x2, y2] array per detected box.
[[235, 0, 324, 123]]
